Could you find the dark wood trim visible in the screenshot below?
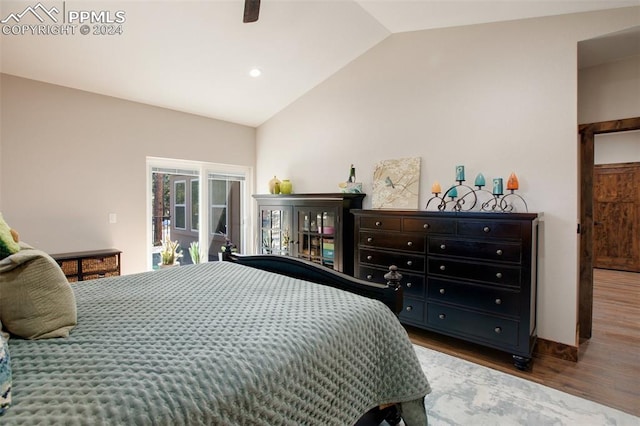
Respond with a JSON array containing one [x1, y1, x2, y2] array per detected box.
[[578, 116, 640, 340], [579, 117, 640, 134], [579, 126, 595, 339], [534, 337, 578, 362]]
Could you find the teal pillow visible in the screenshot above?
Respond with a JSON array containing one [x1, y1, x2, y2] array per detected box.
[[0, 330, 10, 416], [0, 214, 19, 260]]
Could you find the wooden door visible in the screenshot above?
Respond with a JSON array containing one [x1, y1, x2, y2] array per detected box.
[[593, 162, 640, 272]]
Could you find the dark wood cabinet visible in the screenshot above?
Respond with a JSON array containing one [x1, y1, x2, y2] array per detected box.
[[51, 249, 122, 282], [353, 210, 539, 369], [254, 193, 365, 275]]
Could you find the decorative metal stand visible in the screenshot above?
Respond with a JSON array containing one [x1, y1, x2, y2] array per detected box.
[[426, 181, 528, 213]]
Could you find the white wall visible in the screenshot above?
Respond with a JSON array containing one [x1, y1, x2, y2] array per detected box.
[[595, 130, 640, 164], [579, 55, 640, 124], [578, 55, 640, 165], [256, 7, 640, 347], [0, 74, 255, 274]]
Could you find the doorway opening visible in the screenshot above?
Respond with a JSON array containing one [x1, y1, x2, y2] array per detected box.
[[578, 117, 640, 340], [146, 157, 252, 270]]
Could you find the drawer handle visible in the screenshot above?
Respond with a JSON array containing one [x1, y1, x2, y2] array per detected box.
[[495, 298, 502, 305], [407, 241, 413, 247], [423, 223, 430, 229], [496, 272, 503, 279], [406, 282, 412, 288], [494, 326, 502, 334], [483, 226, 491, 233], [406, 260, 413, 266], [366, 274, 373, 280], [375, 221, 382, 227], [438, 313, 446, 320], [496, 249, 503, 256], [367, 237, 373, 243], [439, 265, 446, 271], [439, 288, 445, 294], [366, 255, 373, 260], [406, 306, 413, 312], [440, 244, 446, 250]]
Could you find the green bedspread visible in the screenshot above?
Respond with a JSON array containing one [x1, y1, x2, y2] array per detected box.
[[4, 262, 430, 425]]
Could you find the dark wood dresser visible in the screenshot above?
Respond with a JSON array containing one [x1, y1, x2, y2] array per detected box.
[[51, 249, 121, 282], [352, 210, 539, 369]]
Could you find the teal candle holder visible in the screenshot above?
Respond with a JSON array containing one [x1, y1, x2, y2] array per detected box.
[[448, 186, 458, 199], [425, 172, 528, 212], [492, 178, 504, 195]]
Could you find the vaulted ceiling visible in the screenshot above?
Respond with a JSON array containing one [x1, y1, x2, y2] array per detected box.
[[1, 0, 638, 127]]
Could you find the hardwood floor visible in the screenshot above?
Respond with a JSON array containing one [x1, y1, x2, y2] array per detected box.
[[407, 268, 640, 417]]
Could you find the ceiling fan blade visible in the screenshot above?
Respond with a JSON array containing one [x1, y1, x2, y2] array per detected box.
[[243, 0, 260, 23]]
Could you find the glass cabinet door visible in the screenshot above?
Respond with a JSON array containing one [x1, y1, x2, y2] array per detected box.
[[295, 207, 338, 269], [259, 207, 291, 255]]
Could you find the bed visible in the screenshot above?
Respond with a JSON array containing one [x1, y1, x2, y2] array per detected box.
[[0, 248, 431, 425]]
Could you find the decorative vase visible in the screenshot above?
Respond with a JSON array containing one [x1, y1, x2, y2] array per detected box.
[[268, 176, 281, 194], [280, 179, 292, 194]]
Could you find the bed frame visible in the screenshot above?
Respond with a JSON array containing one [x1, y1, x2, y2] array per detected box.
[[228, 253, 405, 425], [229, 254, 403, 315]]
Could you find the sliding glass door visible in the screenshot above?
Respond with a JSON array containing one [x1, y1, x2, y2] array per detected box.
[[147, 157, 251, 270]]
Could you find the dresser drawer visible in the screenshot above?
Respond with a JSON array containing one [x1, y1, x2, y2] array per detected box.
[[426, 303, 519, 347], [428, 237, 522, 263], [403, 218, 455, 234], [360, 249, 425, 273], [457, 220, 522, 239], [428, 258, 521, 287], [357, 266, 425, 299], [399, 296, 424, 324], [360, 216, 402, 231], [427, 278, 520, 317], [359, 232, 425, 253]]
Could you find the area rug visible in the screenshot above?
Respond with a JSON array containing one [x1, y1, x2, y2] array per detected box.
[[413, 345, 638, 426]]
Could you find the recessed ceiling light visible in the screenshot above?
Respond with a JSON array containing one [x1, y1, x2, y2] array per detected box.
[[249, 68, 262, 78]]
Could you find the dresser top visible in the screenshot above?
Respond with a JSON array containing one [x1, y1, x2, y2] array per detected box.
[[351, 209, 539, 221], [253, 193, 366, 200]]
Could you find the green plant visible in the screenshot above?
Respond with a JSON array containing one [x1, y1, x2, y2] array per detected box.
[[160, 236, 183, 265], [188, 241, 201, 264]]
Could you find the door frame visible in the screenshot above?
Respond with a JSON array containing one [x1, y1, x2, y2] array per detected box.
[[578, 116, 640, 339]]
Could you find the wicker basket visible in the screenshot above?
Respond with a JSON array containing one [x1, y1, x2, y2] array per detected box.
[[83, 271, 120, 281], [58, 260, 78, 275], [82, 256, 118, 273]]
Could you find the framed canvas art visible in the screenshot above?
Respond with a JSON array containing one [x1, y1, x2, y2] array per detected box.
[[372, 157, 421, 209]]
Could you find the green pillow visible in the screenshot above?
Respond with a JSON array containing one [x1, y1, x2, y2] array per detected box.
[[0, 249, 77, 339], [0, 214, 19, 260]]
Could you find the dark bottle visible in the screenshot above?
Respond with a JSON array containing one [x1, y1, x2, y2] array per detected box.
[[347, 164, 356, 183]]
